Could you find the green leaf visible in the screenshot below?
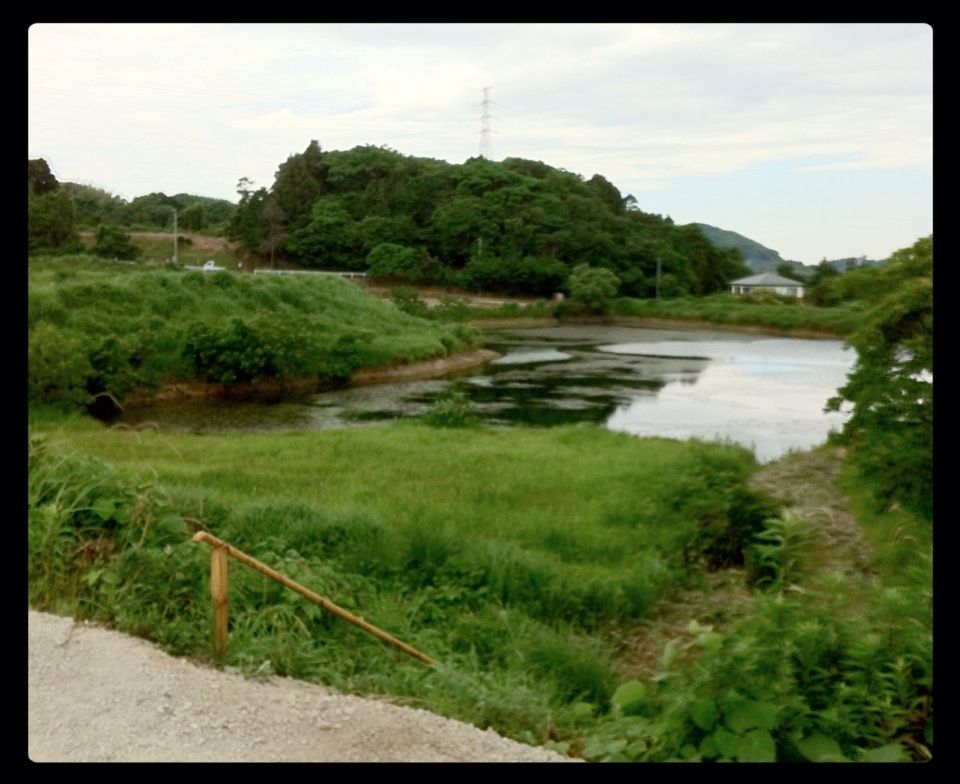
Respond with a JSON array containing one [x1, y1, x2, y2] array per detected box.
[[796, 733, 848, 762], [544, 740, 570, 756], [571, 701, 595, 722], [698, 734, 720, 759], [690, 698, 718, 731], [710, 728, 740, 759], [611, 680, 648, 716], [582, 737, 626, 760], [736, 729, 777, 763], [81, 568, 103, 586], [659, 638, 679, 670], [860, 743, 908, 762], [724, 699, 779, 733], [91, 497, 117, 520], [679, 744, 701, 761]]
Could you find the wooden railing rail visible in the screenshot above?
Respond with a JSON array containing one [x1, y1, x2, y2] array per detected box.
[[192, 531, 437, 666]]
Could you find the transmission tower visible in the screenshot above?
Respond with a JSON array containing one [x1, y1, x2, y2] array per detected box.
[[479, 86, 493, 159]]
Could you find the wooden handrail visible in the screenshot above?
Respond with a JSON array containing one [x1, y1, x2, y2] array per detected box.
[[192, 531, 438, 666]]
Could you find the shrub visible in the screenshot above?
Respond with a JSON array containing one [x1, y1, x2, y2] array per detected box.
[[28, 323, 94, 407], [389, 286, 430, 318], [366, 243, 420, 280], [422, 388, 479, 428], [93, 224, 141, 260], [568, 264, 620, 314]]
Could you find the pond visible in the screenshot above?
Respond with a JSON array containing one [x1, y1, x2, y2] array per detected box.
[[120, 325, 855, 462]]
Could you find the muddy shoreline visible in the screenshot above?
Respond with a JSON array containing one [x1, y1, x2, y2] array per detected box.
[[119, 347, 501, 410], [473, 314, 844, 340]]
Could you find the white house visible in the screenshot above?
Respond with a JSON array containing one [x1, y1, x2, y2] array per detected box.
[[729, 272, 805, 299]]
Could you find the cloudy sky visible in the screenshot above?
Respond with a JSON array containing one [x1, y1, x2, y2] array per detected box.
[[28, 23, 932, 264]]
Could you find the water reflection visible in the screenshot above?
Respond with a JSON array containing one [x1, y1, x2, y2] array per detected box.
[[120, 325, 854, 462]]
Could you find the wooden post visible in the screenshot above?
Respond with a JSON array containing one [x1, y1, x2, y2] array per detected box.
[[210, 544, 229, 659], [193, 531, 437, 666]]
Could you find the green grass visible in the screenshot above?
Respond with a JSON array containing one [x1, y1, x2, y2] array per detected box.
[[28, 257, 478, 406], [611, 294, 864, 336], [28, 412, 931, 760], [28, 413, 766, 747]]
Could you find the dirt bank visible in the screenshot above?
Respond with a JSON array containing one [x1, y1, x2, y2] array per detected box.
[[120, 347, 501, 409], [351, 348, 500, 385]]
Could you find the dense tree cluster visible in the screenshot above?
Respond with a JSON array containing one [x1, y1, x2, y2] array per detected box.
[[827, 236, 932, 519], [228, 142, 748, 297], [29, 159, 236, 238]]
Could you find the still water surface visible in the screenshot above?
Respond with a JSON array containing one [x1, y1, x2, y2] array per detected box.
[[121, 325, 854, 462]]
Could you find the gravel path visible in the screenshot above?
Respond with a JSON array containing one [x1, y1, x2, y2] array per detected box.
[[28, 611, 572, 763]]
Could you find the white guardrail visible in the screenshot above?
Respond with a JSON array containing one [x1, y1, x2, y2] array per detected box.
[[253, 269, 367, 278]]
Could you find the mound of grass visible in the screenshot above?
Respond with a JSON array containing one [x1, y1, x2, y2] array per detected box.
[[28, 256, 478, 408]]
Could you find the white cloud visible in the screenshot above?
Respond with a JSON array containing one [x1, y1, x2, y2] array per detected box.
[[28, 22, 931, 261]]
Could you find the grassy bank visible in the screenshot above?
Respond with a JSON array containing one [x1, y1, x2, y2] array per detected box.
[[609, 294, 862, 336], [419, 292, 861, 337], [27, 412, 931, 761], [29, 413, 771, 752], [28, 256, 478, 408]]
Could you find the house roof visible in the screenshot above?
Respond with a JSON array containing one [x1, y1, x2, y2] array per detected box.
[[729, 272, 805, 287]]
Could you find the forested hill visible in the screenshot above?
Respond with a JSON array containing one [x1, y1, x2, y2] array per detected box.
[[694, 222, 888, 276], [227, 141, 749, 297], [692, 223, 792, 273]]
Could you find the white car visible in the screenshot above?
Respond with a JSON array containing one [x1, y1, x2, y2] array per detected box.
[[202, 260, 226, 272]]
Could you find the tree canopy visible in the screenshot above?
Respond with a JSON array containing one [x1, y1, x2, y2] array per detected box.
[[826, 235, 932, 519], [230, 142, 749, 297]]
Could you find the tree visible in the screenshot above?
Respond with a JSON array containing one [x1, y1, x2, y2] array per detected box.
[[366, 243, 420, 280], [259, 196, 289, 268], [28, 158, 59, 196], [568, 264, 620, 314], [825, 236, 932, 519], [776, 262, 802, 281], [227, 180, 268, 255], [28, 190, 78, 253], [93, 224, 140, 260]]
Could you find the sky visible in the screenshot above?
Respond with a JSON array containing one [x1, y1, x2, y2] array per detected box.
[[28, 23, 932, 265]]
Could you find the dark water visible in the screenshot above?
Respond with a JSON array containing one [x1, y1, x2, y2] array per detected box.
[[120, 325, 854, 462]]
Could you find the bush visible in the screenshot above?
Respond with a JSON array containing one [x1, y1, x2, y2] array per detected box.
[[390, 286, 430, 318], [366, 243, 420, 280], [28, 323, 94, 407], [93, 224, 141, 260], [422, 388, 479, 428], [462, 256, 568, 296], [568, 264, 620, 314]]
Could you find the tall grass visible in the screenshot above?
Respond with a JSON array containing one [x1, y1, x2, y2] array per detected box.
[[611, 294, 863, 336], [28, 257, 478, 407], [28, 416, 770, 748], [29, 415, 930, 760]]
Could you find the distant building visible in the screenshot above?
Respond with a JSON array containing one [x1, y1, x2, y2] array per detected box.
[[729, 272, 805, 299]]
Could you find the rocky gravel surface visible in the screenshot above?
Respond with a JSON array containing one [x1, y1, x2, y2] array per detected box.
[[28, 611, 573, 763]]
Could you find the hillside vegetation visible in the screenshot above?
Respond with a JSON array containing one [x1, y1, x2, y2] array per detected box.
[[226, 142, 748, 297]]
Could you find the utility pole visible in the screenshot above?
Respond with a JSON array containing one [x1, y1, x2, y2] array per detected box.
[[655, 257, 662, 299], [479, 86, 493, 159], [172, 207, 179, 266]]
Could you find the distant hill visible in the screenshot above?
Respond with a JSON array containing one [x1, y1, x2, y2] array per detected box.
[[691, 223, 804, 275], [692, 223, 886, 278]]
